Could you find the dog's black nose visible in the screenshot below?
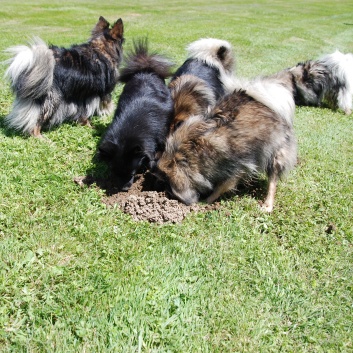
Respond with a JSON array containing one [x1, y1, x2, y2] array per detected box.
[[117, 175, 134, 191]]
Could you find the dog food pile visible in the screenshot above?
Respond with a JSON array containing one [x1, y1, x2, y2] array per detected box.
[[74, 172, 220, 224]]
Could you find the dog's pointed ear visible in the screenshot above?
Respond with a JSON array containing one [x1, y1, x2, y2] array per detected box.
[[110, 18, 124, 40], [98, 140, 116, 161], [92, 16, 110, 36]]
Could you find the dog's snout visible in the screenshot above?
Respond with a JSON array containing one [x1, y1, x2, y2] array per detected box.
[[117, 175, 135, 191]]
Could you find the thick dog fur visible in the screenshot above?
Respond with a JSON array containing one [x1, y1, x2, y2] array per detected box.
[[4, 16, 124, 136], [288, 50, 353, 114], [157, 89, 297, 212], [168, 38, 236, 131], [168, 74, 216, 132], [98, 39, 174, 191]]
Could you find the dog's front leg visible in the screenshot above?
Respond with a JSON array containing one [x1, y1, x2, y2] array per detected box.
[[206, 176, 239, 204]]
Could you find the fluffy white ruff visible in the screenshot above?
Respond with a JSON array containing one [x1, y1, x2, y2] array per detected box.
[[320, 50, 353, 114], [222, 76, 295, 126], [186, 38, 235, 74], [5, 98, 41, 134]]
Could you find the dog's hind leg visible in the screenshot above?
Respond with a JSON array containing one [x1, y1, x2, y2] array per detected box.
[[31, 113, 53, 139], [79, 117, 93, 128], [31, 124, 42, 138], [261, 173, 278, 213], [31, 110, 47, 138]]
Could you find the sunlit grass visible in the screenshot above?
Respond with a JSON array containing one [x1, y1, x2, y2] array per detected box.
[[0, 1, 352, 351]]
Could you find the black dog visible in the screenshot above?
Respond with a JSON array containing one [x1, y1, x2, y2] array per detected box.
[[98, 39, 174, 190], [4, 16, 124, 137]]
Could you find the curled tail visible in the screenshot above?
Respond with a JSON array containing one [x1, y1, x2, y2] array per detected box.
[[224, 76, 295, 126], [119, 39, 174, 82], [4, 37, 55, 99], [186, 38, 235, 74]]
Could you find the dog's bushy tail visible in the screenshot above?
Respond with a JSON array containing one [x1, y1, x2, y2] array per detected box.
[[226, 77, 295, 126], [186, 38, 235, 74], [4, 37, 55, 99], [119, 39, 174, 82]]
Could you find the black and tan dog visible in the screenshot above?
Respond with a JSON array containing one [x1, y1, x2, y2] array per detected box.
[[4, 16, 124, 137], [168, 38, 235, 131], [157, 88, 297, 212]]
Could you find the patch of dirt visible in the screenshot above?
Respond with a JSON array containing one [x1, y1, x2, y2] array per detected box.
[[74, 172, 221, 224]]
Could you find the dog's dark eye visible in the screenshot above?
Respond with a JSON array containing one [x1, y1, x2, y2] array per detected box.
[[174, 121, 183, 130]]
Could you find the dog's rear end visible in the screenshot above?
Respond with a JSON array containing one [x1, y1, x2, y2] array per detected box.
[[4, 37, 55, 135], [172, 38, 235, 98], [318, 50, 353, 115]]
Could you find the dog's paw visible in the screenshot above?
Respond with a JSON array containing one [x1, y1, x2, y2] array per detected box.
[[260, 201, 273, 213]]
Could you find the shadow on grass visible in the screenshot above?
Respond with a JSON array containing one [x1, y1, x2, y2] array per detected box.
[[1, 112, 271, 206], [0, 114, 83, 139], [0, 115, 27, 138]]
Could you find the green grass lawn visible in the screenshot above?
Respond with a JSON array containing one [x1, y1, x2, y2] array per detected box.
[[1, 1, 353, 352]]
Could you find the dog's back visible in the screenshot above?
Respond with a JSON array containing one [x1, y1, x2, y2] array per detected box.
[[108, 72, 174, 149]]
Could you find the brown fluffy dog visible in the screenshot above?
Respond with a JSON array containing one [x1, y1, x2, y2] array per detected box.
[[157, 89, 297, 212], [168, 74, 216, 132]]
